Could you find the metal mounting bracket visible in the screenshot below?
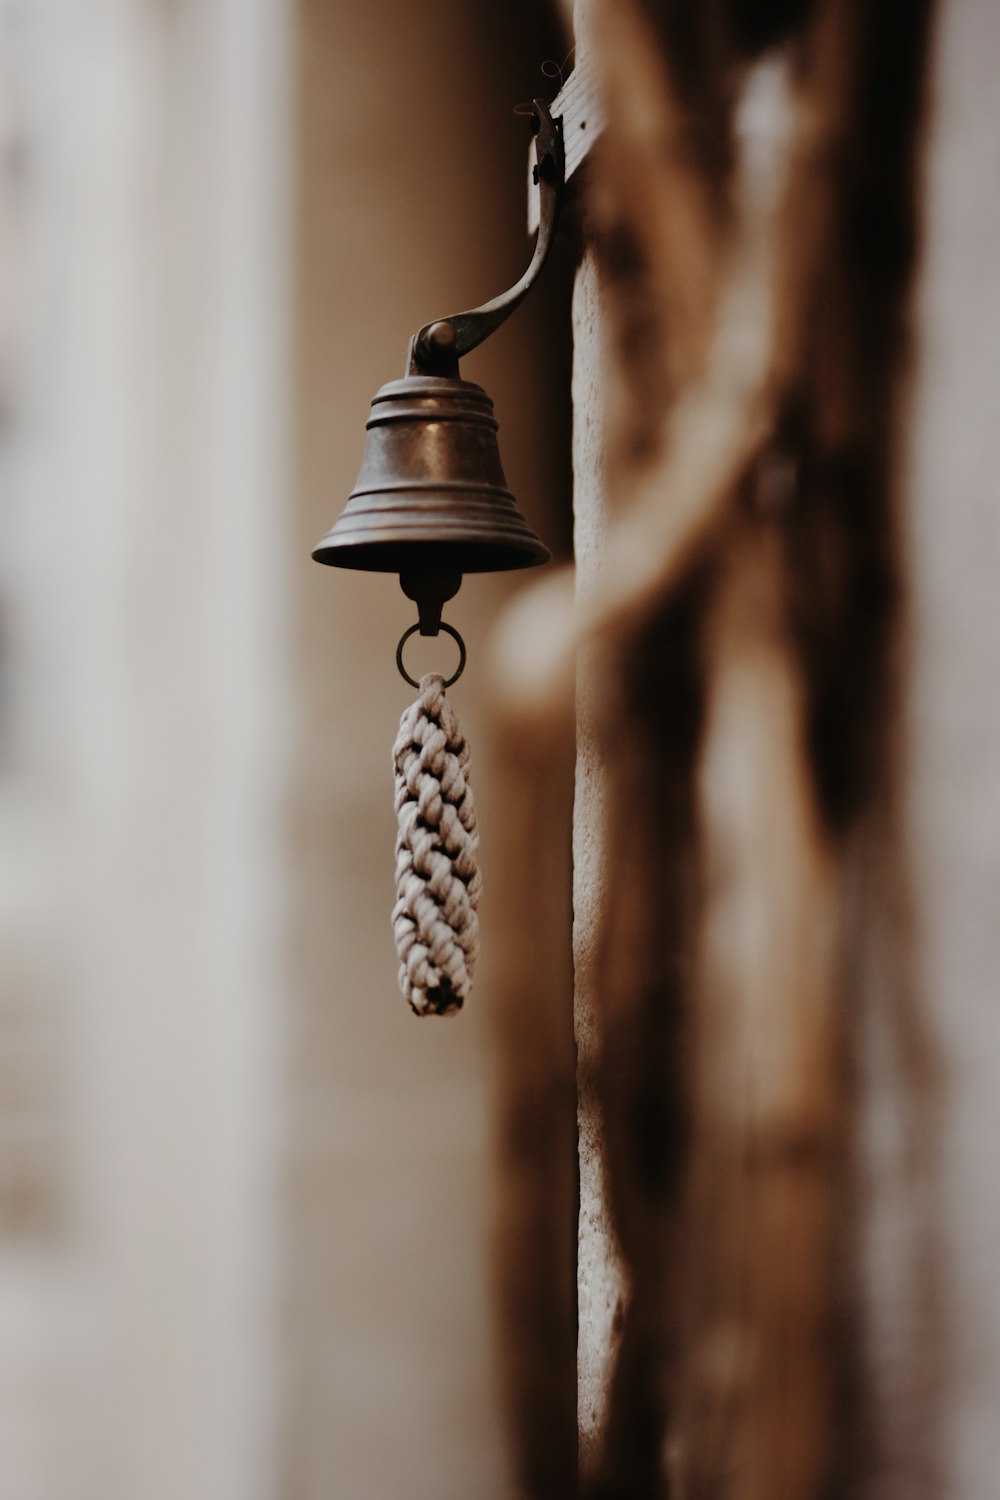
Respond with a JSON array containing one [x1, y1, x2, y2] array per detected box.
[[408, 98, 565, 377]]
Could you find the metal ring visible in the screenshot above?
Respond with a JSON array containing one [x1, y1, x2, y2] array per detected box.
[[396, 622, 467, 690]]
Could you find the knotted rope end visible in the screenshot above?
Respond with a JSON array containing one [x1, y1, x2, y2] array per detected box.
[[392, 671, 481, 1018]]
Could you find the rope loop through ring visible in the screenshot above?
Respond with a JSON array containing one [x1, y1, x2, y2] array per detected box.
[[396, 622, 467, 690]]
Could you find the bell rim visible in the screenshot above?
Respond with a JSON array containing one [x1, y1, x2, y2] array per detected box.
[[311, 533, 551, 573]]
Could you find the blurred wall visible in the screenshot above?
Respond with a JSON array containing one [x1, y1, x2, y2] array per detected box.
[[0, 2, 573, 1498], [0, 3, 293, 1499], [284, 4, 569, 1499]]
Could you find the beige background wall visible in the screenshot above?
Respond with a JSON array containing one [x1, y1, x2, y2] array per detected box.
[[285, 4, 569, 1497]]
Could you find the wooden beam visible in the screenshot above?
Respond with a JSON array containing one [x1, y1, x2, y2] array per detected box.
[[528, 50, 604, 231]]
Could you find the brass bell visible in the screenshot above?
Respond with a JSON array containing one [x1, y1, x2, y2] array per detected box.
[[312, 98, 564, 639], [312, 370, 549, 613]]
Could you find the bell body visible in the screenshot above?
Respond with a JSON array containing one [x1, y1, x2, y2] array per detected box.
[[311, 375, 550, 576]]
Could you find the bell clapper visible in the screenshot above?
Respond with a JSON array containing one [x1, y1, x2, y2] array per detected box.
[[399, 567, 463, 637]]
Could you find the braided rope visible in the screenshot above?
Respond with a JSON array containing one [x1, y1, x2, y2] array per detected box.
[[392, 672, 482, 1016]]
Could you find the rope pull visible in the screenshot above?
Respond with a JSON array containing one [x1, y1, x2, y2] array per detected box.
[[392, 672, 482, 1016]]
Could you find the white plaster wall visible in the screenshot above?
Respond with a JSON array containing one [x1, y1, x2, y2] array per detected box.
[[906, 1, 1000, 1492], [0, 4, 293, 1497]]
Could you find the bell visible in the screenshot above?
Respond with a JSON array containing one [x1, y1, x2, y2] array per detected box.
[[311, 97, 565, 1019], [311, 372, 550, 579], [311, 97, 563, 636]]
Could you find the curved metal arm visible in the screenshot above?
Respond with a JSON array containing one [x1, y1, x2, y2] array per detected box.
[[409, 98, 565, 376]]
